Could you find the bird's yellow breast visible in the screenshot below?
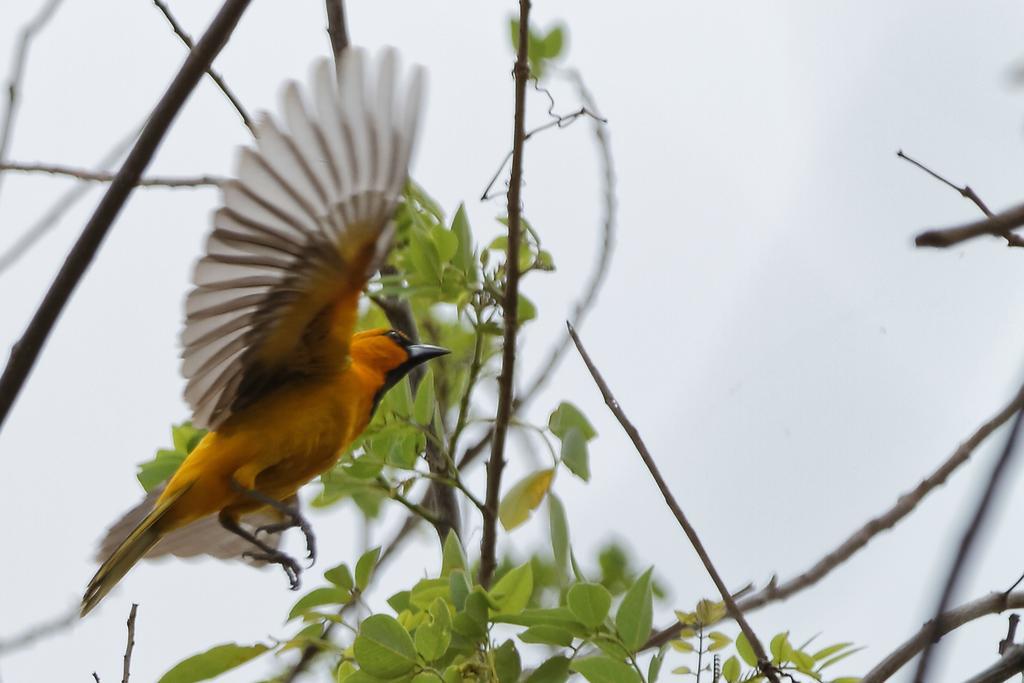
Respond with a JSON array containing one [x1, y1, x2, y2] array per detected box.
[[157, 362, 383, 529]]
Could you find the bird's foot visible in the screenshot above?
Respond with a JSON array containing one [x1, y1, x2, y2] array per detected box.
[[242, 548, 302, 590], [255, 511, 316, 565]]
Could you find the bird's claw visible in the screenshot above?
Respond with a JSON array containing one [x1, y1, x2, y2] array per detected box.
[[243, 549, 302, 590], [254, 515, 316, 565]]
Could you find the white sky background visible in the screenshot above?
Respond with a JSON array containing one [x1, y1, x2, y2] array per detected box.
[[2, 1, 1024, 681]]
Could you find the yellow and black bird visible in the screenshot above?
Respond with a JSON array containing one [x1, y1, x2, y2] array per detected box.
[[82, 48, 446, 616]]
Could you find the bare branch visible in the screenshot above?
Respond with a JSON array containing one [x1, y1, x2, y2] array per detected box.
[[646, 380, 1024, 649], [0, 128, 140, 278], [965, 645, 1024, 683], [0, 161, 222, 187], [861, 591, 1024, 683], [0, 0, 65, 207], [568, 322, 778, 682], [478, 0, 531, 590], [912, 399, 1024, 682], [152, 0, 254, 135], [0, 604, 76, 656], [999, 614, 1020, 656], [325, 0, 350, 61], [915, 203, 1024, 248], [898, 150, 994, 217], [0, 0, 253, 434], [121, 604, 138, 683]]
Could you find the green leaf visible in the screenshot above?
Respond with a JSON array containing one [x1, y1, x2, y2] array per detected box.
[[411, 673, 444, 683], [669, 640, 693, 653], [411, 577, 451, 610], [499, 469, 554, 530], [648, 647, 667, 683], [356, 546, 382, 591], [157, 643, 269, 683], [736, 632, 758, 667], [542, 26, 565, 58], [559, 427, 590, 481], [414, 602, 452, 662], [517, 294, 537, 324], [288, 587, 350, 621], [812, 643, 853, 662], [137, 449, 186, 492], [708, 630, 732, 652], [695, 599, 726, 625], [566, 582, 612, 628], [451, 588, 489, 639], [324, 563, 354, 592], [449, 570, 471, 610], [336, 660, 357, 682], [525, 656, 571, 683], [721, 656, 741, 683], [431, 224, 459, 263], [352, 614, 418, 679], [441, 530, 467, 577], [548, 402, 597, 441], [493, 640, 521, 683], [671, 667, 692, 676], [518, 625, 574, 646], [413, 371, 435, 425], [491, 607, 587, 635], [387, 590, 411, 614], [615, 567, 653, 652], [548, 494, 570, 576], [818, 646, 864, 670], [570, 657, 642, 683], [450, 204, 478, 284], [770, 632, 791, 663], [489, 561, 534, 614]]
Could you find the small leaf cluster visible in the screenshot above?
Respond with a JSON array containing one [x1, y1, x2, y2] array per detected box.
[[136, 421, 206, 492], [509, 18, 566, 79]]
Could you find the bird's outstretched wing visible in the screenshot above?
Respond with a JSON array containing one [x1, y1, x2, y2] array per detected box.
[[181, 48, 424, 429]]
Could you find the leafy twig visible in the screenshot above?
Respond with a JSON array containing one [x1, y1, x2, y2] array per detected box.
[[645, 379, 1024, 649], [0, 161, 223, 187], [121, 604, 138, 683], [567, 322, 778, 682], [0, 0, 65, 208], [152, 0, 254, 134], [912, 396, 1024, 682], [478, 0, 531, 590], [861, 591, 1024, 682], [0, 0, 253, 434]]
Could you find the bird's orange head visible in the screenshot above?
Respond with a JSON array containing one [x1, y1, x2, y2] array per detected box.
[[350, 328, 449, 406]]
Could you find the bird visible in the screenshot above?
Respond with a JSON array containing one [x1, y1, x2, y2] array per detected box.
[[81, 47, 447, 617]]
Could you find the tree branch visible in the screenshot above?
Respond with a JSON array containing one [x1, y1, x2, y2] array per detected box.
[[325, 0, 349, 61], [478, 0, 531, 590], [0, 161, 222, 187], [567, 322, 778, 682], [964, 645, 1024, 683], [915, 203, 1024, 249], [898, 150, 994, 218], [121, 604, 138, 683], [0, 0, 252, 434], [646, 379, 1024, 649], [0, 605, 76, 656], [0, 0, 64, 208], [152, 0, 254, 135], [861, 591, 1024, 683], [912, 397, 1024, 682]]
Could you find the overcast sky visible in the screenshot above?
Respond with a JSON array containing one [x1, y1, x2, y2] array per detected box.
[[3, 1, 1024, 681]]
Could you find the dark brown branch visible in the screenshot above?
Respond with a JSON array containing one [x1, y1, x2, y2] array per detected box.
[[0, 129, 140, 277], [0, 0, 64, 207], [567, 322, 778, 682], [965, 645, 1024, 683], [121, 604, 137, 683], [152, 0, 254, 135], [0, 0, 252, 434], [325, 0, 350, 61], [862, 592, 1024, 683], [646, 380, 1024, 650], [898, 150, 994, 217], [0, 161, 223, 187], [478, 0, 531, 590], [999, 614, 1020, 656], [912, 399, 1024, 682]]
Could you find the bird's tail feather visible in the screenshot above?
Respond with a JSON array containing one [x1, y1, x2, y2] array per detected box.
[[81, 484, 191, 617]]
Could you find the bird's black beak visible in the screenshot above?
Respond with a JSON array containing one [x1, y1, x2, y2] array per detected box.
[[406, 344, 450, 365]]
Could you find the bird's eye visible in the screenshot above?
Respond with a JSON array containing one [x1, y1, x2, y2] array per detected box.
[[385, 330, 404, 344]]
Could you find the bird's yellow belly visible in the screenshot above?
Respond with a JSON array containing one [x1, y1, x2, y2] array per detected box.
[[158, 373, 372, 529]]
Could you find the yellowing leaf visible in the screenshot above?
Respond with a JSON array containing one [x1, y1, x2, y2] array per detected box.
[[499, 469, 555, 530]]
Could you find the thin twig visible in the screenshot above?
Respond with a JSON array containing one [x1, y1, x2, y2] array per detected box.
[[480, 106, 605, 201], [478, 0, 531, 590], [898, 150, 994, 217], [0, 127, 140, 278], [0, 0, 252, 434], [964, 645, 1024, 683], [912, 397, 1024, 682], [861, 591, 1024, 683], [998, 614, 1020, 656], [92, 674, 100, 683], [152, 0, 254, 135], [0, 0, 65, 207], [325, 0, 350, 61], [121, 603, 138, 683], [0, 605, 76, 655], [0, 161, 222, 187], [645, 379, 1024, 649], [567, 322, 778, 682]]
